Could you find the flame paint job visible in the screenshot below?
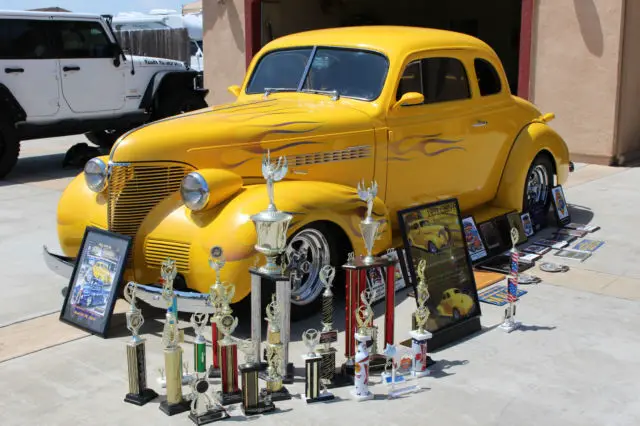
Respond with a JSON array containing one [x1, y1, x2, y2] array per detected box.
[[54, 27, 570, 303]]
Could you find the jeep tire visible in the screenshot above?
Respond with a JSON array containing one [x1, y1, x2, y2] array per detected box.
[[0, 121, 20, 179], [85, 129, 126, 149], [154, 89, 207, 120]]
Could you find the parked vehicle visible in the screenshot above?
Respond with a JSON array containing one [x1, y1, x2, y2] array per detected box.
[[0, 10, 208, 178], [44, 26, 572, 319]]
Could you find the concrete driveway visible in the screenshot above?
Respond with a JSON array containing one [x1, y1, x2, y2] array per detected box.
[[0, 138, 639, 426]]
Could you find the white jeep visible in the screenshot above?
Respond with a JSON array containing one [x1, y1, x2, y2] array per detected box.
[[0, 10, 208, 178]]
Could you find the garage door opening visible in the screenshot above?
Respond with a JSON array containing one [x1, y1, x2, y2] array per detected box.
[[258, 0, 525, 96]]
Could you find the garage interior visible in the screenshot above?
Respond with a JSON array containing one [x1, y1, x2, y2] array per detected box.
[[259, 0, 523, 95]]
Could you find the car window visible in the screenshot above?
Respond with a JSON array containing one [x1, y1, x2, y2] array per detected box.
[[247, 48, 314, 93], [474, 58, 502, 96], [396, 61, 423, 101], [0, 19, 53, 59], [422, 57, 471, 104], [52, 21, 113, 59]]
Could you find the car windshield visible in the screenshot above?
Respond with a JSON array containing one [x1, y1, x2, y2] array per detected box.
[[245, 47, 389, 101]]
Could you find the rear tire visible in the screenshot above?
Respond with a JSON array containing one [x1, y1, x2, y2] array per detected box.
[[0, 121, 20, 179], [523, 154, 554, 213]]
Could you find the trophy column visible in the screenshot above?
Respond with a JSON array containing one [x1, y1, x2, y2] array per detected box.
[[262, 294, 292, 401], [350, 333, 374, 402], [500, 228, 522, 333], [237, 339, 276, 415], [216, 314, 243, 405], [159, 311, 191, 415], [207, 246, 235, 379], [410, 260, 433, 378], [123, 282, 158, 406], [302, 329, 335, 403]]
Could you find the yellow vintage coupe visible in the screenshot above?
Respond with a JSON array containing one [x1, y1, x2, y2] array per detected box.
[[437, 288, 476, 320], [44, 26, 571, 318], [407, 221, 451, 253]]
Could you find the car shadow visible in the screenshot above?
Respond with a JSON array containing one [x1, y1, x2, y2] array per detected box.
[[0, 153, 82, 187]]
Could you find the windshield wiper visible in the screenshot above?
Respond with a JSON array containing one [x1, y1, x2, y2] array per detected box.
[[301, 89, 340, 101], [263, 87, 297, 98]]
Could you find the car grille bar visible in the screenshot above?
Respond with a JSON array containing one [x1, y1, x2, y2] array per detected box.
[[107, 162, 193, 266]]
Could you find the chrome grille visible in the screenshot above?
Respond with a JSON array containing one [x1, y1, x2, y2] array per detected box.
[[107, 162, 193, 265], [145, 239, 191, 272]]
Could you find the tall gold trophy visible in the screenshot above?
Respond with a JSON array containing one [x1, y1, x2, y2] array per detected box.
[[262, 294, 291, 401]]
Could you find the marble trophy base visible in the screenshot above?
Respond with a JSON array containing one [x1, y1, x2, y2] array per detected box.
[[499, 319, 521, 333], [207, 365, 221, 379], [263, 385, 292, 402], [259, 362, 294, 384], [159, 399, 191, 416], [388, 384, 421, 399], [241, 400, 276, 416], [124, 388, 158, 406], [216, 390, 243, 406], [303, 390, 335, 404], [189, 407, 230, 425], [350, 388, 374, 402]]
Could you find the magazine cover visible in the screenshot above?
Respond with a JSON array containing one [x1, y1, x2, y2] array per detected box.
[[462, 216, 488, 262]]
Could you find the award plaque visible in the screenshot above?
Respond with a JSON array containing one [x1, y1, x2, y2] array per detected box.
[[301, 329, 335, 403], [216, 314, 243, 405], [381, 344, 421, 399], [123, 282, 158, 406]]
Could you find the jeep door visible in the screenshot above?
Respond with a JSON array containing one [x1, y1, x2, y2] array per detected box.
[[0, 17, 60, 117], [51, 19, 125, 113]]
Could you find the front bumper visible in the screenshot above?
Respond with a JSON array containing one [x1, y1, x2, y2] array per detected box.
[[43, 245, 212, 314]]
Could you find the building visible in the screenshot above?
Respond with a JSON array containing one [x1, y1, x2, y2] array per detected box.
[[203, 0, 640, 165]]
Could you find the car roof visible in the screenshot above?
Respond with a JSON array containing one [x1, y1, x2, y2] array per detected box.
[[263, 26, 494, 57], [0, 10, 101, 20]]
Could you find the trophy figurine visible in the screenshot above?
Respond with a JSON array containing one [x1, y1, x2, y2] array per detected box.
[[357, 180, 380, 265], [191, 311, 209, 376], [302, 329, 335, 403], [409, 260, 433, 378], [159, 302, 191, 415], [123, 282, 158, 406], [356, 289, 387, 371], [381, 344, 421, 399], [216, 314, 243, 405], [188, 374, 230, 424], [500, 228, 522, 333], [207, 246, 234, 379], [262, 295, 291, 401], [351, 332, 374, 402], [237, 339, 276, 415]]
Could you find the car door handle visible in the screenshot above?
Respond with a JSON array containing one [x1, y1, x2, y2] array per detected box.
[[4, 67, 24, 74], [472, 120, 488, 127], [63, 66, 81, 72]]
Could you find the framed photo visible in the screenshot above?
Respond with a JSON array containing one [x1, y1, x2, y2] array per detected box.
[[397, 198, 481, 334], [523, 244, 551, 255], [556, 228, 587, 238], [552, 185, 571, 226], [478, 220, 504, 254], [534, 238, 568, 249], [462, 216, 488, 262], [572, 239, 605, 253], [564, 223, 600, 233], [506, 212, 527, 245], [60, 227, 132, 337], [475, 254, 535, 274], [521, 212, 535, 237], [554, 249, 591, 262]]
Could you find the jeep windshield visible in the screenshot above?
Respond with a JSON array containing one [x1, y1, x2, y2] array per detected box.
[[245, 47, 389, 101]]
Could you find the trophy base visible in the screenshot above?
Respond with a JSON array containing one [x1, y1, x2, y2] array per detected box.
[[499, 319, 521, 333], [381, 372, 406, 385], [325, 371, 353, 389], [159, 399, 191, 416], [216, 390, 243, 406], [259, 363, 294, 384], [411, 369, 431, 378], [350, 389, 374, 402], [124, 388, 158, 406], [388, 384, 421, 399], [263, 386, 292, 402], [303, 391, 335, 404], [207, 365, 221, 379], [341, 362, 355, 377], [189, 407, 230, 425], [368, 354, 388, 373], [241, 400, 276, 416]]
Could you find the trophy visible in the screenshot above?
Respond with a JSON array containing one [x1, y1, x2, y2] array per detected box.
[[302, 329, 335, 403], [500, 228, 522, 333], [188, 375, 230, 424], [262, 295, 291, 401], [159, 303, 191, 415], [355, 289, 387, 370], [191, 311, 209, 376], [237, 339, 276, 415], [316, 265, 351, 388], [381, 344, 420, 399], [216, 313, 243, 405], [207, 246, 234, 379], [123, 282, 158, 406], [409, 259, 433, 378], [351, 331, 374, 402], [357, 180, 380, 265]]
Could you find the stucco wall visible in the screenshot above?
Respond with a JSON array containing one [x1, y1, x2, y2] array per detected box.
[[530, 0, 624, 164], [202, 0, 247, 105], [615, 0, 640, 165]]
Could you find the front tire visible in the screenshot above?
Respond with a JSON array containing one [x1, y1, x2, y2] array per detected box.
[[153, 89, 208, 120], [0, 121, 20, 179]]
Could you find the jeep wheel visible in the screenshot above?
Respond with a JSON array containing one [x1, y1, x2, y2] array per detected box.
[[85, 129, 125, 149], [154, 90, 207, 120], [0, 121, 20, 179]]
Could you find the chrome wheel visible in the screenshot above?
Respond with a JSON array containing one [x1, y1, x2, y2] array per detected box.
[[526, 164, 550, 209], [286, 228, 331, 306]]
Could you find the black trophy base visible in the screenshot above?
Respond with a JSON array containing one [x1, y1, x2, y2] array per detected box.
[[124, 388, 159, 406], [324, 368, 353, 388], [341, 362, 355, 377], [208, 365, 221, 379], [241, 401, 276, 416], [259, 363, 294, 384], [216, 390, 243, 406], [263, 386, 292, 402], [305, 393, 336, 404], [159, 399, 191, 416], [189, 407, 230, 425]]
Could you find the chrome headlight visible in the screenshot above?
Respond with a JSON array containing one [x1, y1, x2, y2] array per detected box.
[[180, 172, 210, 211], [84, 158, 108, 192]]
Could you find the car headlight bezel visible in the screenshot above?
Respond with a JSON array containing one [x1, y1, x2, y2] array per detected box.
[[180, 172, 210, 211], [84, 158, 108, 192]]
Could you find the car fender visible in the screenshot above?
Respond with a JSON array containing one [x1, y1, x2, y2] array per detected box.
[[134, 180, 392, 301], [139, 70, 207, 110], [0, 83, 27, 124], [493, 122, 571, 212]]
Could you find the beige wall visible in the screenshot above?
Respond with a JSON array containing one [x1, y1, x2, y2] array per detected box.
[[530, 0, 624, 164], [615, 0, 640, 165], [202, 0, 247, 105]]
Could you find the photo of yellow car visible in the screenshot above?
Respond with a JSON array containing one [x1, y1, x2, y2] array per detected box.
[[437, 288, 476, 320], [407, 221, 451, 253]]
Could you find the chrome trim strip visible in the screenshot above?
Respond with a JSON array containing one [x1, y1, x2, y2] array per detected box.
[[42, 245, 75, 279]]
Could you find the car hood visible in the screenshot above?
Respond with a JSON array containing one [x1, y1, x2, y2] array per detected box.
[[110, 96, 375, 170]]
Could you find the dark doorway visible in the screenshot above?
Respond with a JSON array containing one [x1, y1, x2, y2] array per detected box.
[[260, 0, 523, 95]]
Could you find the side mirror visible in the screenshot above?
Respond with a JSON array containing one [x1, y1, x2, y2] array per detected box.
[[227, 85, 241, 97], [109, 43, 121, 67], [392, 92, 425, 110]]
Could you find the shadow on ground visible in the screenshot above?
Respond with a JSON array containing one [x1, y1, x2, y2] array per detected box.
[[0, 153, 82, 187]]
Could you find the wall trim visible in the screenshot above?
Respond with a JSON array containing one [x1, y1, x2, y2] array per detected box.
[[244, 0, 261, 68], [518, 0, 535, 100]]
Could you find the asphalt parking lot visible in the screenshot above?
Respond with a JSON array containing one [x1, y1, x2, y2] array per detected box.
[[1, 137, 640, 426]]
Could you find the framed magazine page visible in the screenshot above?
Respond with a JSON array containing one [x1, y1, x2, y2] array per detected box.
[[59, 227, 132, 338], [552, 185, 571, 226]]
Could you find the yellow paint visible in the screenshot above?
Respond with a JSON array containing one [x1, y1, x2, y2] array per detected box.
[[55, 26, 570, 302]]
